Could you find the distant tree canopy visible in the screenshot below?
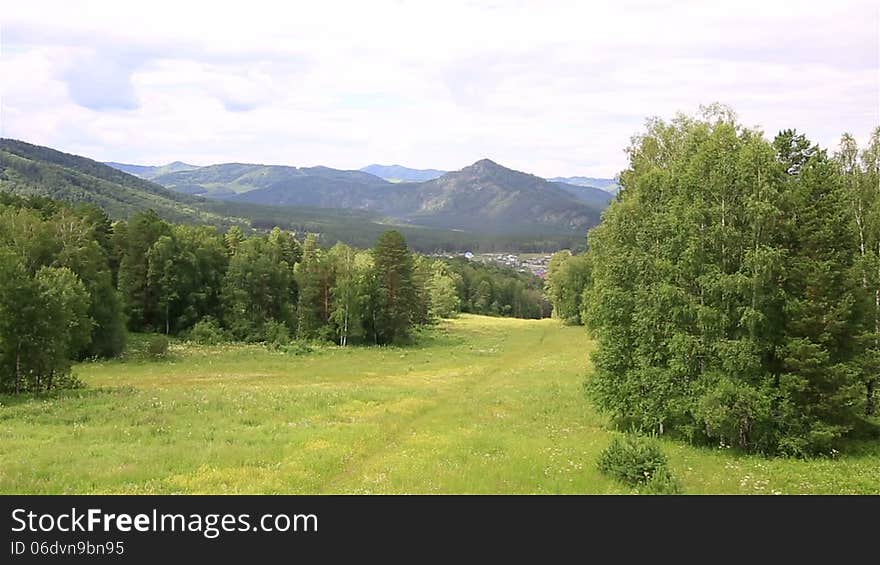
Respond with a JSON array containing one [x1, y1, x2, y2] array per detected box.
[[545, 250, 591, 325], [0, 194, 547, 393], [442, 258, 550, 319], [583, 106, 880, 456]]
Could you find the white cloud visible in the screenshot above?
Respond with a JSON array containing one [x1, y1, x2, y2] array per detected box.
[[1, 0, 877, 178]]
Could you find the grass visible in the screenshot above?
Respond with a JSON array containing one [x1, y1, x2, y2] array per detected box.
[[1, 314, 878, 494]]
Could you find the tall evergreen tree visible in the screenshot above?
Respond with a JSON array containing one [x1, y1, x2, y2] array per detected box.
[[296, 234, 331, 340], [117, 210, 171, 331], [371, 230, 416, 344]]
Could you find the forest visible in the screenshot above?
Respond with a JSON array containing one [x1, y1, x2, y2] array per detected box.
[[545, 107, 880, 456], [0, 193, 549, 394]]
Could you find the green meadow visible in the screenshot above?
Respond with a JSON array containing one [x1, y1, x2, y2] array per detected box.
[[1, 314, 878, 494]]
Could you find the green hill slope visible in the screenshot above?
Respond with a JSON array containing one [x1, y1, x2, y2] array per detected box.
[[0, 139, 220, 224]]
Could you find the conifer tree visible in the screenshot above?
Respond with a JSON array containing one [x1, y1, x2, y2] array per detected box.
[[371, 230, 416, 344]]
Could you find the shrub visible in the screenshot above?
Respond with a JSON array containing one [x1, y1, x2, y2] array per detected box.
[[147, 334, 170, 358], [188, 317, 228, 345], [264, 320, 291, 351], [639, 467, 682, 494], [598, 435, 678, 492], [283, 341, 314, 356]]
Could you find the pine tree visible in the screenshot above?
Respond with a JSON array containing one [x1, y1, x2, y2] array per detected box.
[[296, 234, 330, 340], [371, 230, 416, 344], [117, 210, 171, 331]]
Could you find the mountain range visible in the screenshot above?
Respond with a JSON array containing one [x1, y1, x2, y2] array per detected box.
[[360, 164, 446, 183], [103, 160, 201, 180], [147, 158, 611, 234], [0, 139, 219, 224], [1, 138, 615, 251]]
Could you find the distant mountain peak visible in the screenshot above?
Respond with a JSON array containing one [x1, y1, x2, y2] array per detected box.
[[458, 159, 537, 182], [468, 159, 509, 170]]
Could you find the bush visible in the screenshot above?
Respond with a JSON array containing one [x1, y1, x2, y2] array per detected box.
[[639, 467, 682, 494], [264, 320, 290, 351], [147, 334, 170, 358], [188, 317, 228, 345], [282, 341, 314, 356], [598, 435, 679, 493]]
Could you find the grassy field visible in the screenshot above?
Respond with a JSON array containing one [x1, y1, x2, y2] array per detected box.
[[2, 315, 878, 494]]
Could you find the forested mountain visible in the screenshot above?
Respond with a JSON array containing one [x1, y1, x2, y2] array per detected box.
[[388, 159, 603, 233], [104, 161, 200, 179], [1, 140, 609, 251], [0, 139, 221, 224], [230, 158, 605, 235], [550, 181, 616, 207], [360, 164, 446, 182], [154, 163, 388, 198]]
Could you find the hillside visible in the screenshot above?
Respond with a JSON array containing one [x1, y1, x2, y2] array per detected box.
[[230, 159, 605, 235], [0, 139, 222, 224], [361, 164, 446, 182], [105, 160, 200, 179], [0, 140, 605, 251], [551, 181, 616, 207], [548, 175, 620, 192], [388, 159, 603, 233], [154, 163, 388, 198]]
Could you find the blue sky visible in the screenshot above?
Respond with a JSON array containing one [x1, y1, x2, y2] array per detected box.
[[1, 0, 877, 178]]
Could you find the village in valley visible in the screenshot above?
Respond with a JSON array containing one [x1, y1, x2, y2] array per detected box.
[[431, 251, 554, 278]]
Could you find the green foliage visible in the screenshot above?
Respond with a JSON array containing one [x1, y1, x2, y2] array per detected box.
[[428, 262, 461, 319], [0, 139, 219, 224], [146, 334, 169, 358], [327, 243, 372, 345], [222, 236, 296, 341], [836, 127, 880, 417], [296, 234, 331, 340], [371, 230, 418, 344], [0, 198, 124, 392], [586, 107, 874, 455], [597, 435, 678, 492], [264, 320, 291, 351], [117, 210, 172, 331], [545, 250, 591, 324], [441, 257, 550, 319], [0, 190, 549, 397], [187, 317, 228, 345]]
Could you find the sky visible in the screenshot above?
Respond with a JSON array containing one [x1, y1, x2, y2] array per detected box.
[[1, 0, 878, 179]]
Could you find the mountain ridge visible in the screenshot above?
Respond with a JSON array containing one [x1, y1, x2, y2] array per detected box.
[[104, 160, 201, 180], [360, 164, 446, 182], [0, 139, 219, 223]]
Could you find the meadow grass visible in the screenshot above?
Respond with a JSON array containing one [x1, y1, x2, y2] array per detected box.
[[1, 314, 878, 494]]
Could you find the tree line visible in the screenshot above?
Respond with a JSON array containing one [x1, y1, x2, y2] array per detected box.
[[545, 106, 879, 455], [0, 194, 547, 393]]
